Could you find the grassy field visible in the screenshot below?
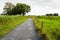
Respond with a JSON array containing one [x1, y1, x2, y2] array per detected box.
[[32, 16, 60, 40], [0, 15, 28, 38]]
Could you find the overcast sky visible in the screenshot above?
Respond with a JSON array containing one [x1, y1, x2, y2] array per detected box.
[[0, 0, 60, 15]]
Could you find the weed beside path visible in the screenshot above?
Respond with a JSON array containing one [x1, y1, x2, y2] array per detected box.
[[32, 16, 60, 40], [0, 15, 28, 38], [32, 16, 47, 40]]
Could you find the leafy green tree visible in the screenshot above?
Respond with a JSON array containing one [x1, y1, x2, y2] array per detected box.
[[46, 13, 53, 16], [46, 13, 58, 16], [12, 3, 31, 16], [53, 13, 58, 16], [2, 3, 31, 15], [3, 2, 15, 15]]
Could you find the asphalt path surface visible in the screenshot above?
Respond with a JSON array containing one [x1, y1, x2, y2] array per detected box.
[[0, 18, 38, 40]]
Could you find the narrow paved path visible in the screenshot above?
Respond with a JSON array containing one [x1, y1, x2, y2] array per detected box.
[[0, 18, 38, 40]]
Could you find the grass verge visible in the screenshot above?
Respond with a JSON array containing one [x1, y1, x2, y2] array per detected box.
[[0, 15, 28, 38], [32, 16, 60, 40]]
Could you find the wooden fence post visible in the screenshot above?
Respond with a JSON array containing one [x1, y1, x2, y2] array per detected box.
[[41, 22, 44, 31]]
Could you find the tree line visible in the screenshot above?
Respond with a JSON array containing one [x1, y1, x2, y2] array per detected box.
[[1, 2, 31, 16], [46, 13, 58, 16]]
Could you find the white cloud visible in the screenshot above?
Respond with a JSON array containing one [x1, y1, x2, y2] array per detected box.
[[0, 0, 60, 15]]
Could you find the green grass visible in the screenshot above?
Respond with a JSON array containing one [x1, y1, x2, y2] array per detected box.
[[0, 15, 28, 38], [36, 16, 60, 40]]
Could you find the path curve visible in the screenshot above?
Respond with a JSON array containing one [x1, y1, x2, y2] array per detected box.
[[0, 18, 38, 40]]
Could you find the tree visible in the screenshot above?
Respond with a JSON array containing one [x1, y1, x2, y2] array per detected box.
[[46, 13, 53, 16], [12, 3, 31, 16], [2, 3, 31, 15], [53, 13, 58, 16], [49, 14, 53, 16], [46, 14, 50, 16], [3, 2, 15, 15], [46, 13, 59, 16]]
